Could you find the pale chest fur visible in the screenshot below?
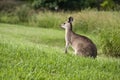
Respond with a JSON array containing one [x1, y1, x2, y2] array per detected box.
[[65, 29, 71, 44]]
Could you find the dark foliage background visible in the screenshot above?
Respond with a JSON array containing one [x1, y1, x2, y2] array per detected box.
[[31, 0, 120, 11], [0, 0, 120, 11]]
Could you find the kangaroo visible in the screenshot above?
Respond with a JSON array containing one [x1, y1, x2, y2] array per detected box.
[[60, 17, 97, 58]]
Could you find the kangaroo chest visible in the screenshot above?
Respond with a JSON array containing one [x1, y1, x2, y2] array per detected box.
[[65, 29, 72, 44]]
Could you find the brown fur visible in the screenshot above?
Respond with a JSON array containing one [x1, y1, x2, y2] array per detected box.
[[60, 17, 97, 58]]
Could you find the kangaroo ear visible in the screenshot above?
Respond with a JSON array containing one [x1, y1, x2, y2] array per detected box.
[[68, 16, 73, 23]]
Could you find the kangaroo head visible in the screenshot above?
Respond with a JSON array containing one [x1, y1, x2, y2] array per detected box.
[[61, 16, 73, 30]]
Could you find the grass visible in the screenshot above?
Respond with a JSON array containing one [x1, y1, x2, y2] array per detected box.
[[0, 23, 120, 80], [1, 11, 120, 57]]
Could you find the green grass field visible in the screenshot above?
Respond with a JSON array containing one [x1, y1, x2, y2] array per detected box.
[[0, 23, 120, 80]]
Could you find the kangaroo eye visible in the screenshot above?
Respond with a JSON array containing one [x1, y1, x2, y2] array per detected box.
[[64, 23, 65, 24]]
